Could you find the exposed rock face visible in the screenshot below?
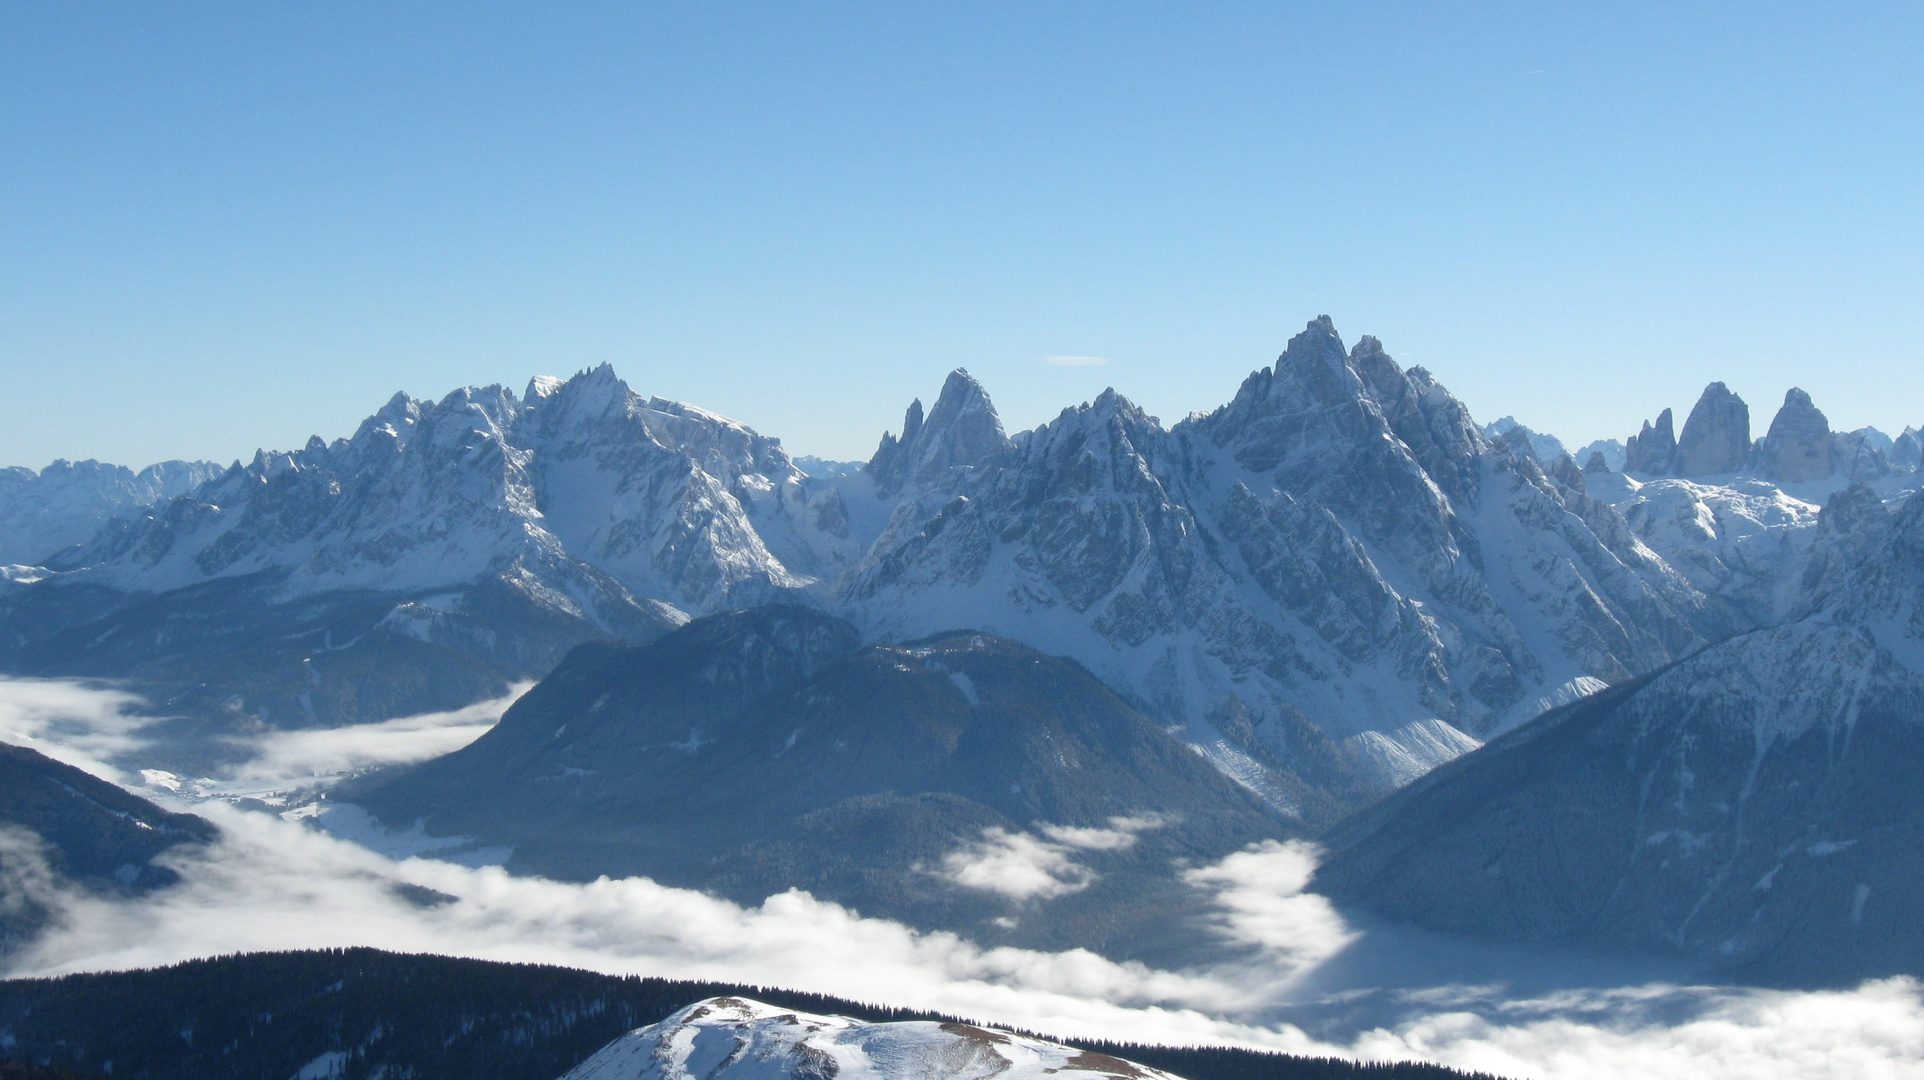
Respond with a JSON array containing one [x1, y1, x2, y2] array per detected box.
[[1606, 476, 1822, 632], [1759, 388, 1835, 482], [866, 369, 1015, 494], [1894, 428, 1923, 472], [1583, 451, 1611, 474], [1833, 429, 1892, 482], [0, 369, 841, 733], [1673, 382, 1751, 476], [1314, 487, 1924, 987], [1624, 408, 1677, 474]]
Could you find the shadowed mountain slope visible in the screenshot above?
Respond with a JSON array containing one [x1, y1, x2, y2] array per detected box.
[[351, 606, 1290, 962], [0, 741, 215, 948], [1313, 486, 1924, 986]]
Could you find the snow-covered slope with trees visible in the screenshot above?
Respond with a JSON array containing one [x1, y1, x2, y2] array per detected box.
[[559, 997, 1184, 1080]]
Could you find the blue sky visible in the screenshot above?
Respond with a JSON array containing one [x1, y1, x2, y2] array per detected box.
[[2, 2, 1919, 469]]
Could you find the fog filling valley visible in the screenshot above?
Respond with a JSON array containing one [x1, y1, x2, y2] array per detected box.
[[3, 677, 1923, 1080]]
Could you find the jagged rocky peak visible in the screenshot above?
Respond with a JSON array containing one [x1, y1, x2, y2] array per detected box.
[[866, 368, 1014, 491], [1833, 428, 1893, 483], [1894, 427, 1924, 472], [1482, 415, 1567, 463], [1574, 438, 1626, 472], [1796, 483, 1917, 624], [0, 457, 224, 565], [520, 363, 802, 485], [1584, 450, 1612, 474], [1546, 453, 1587, 494], [1623, 407, 1677, 474], [1208, 318, 1408, 468], [1673, 381, 1751, 476], [1760, 387, 1834, 482]]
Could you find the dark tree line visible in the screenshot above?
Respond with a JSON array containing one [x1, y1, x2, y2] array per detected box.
[[0, 949, 1508, 1080]]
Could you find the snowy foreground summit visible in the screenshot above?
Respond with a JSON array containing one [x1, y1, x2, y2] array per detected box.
[[559, 997, 1180, 1080]]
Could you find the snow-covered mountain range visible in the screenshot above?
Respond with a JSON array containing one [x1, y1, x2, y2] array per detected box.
[[559, 997, 1183, 1080], [0, 458, 220, 566], [3, 317, 1913, 810]]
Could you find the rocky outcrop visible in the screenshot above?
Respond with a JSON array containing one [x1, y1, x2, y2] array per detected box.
[[1574, 439, 1625, 472], [866, 369, 1014, 494], [1758, 388, 1834, 482], [1673, 382, 1751, 476], [1623, 408, 1677, 474], [1894, 428, 1922, 472], [1833, 429, 1892, 483]]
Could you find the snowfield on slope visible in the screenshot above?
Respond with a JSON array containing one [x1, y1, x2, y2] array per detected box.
[[560, 997, 1183, 1080]]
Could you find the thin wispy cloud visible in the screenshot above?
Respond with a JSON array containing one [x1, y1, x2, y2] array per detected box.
[[1042, 356, 1112, 367]]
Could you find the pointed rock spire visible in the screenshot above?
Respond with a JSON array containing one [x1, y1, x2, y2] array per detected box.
[[866, 370, 1013, 492], [1760, 388, 1834, 482], [1624, 408, 1676, 474], [1673, 382, 1750, 477]]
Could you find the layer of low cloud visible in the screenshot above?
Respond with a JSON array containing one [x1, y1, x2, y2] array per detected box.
[[223, 683, 531, 789], [0, 676, 155, 784], [8, 808, 1924, 1079], [4, 678, 1924, 1078], [0, 675, 524, 797], [942, 815, 1170, 900]]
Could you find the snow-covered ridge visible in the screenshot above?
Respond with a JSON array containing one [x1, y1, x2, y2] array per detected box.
[[0, 457, 221, 565], [559, 997, 1183, 1080]]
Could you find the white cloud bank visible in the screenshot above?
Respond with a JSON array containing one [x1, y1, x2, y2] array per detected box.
[[224, 683, 532, 789], [0, 674, 527, 797], [3, 677, 1924, 1080], [0, 676, 156, 784], [941, 815, 1171, 901]]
